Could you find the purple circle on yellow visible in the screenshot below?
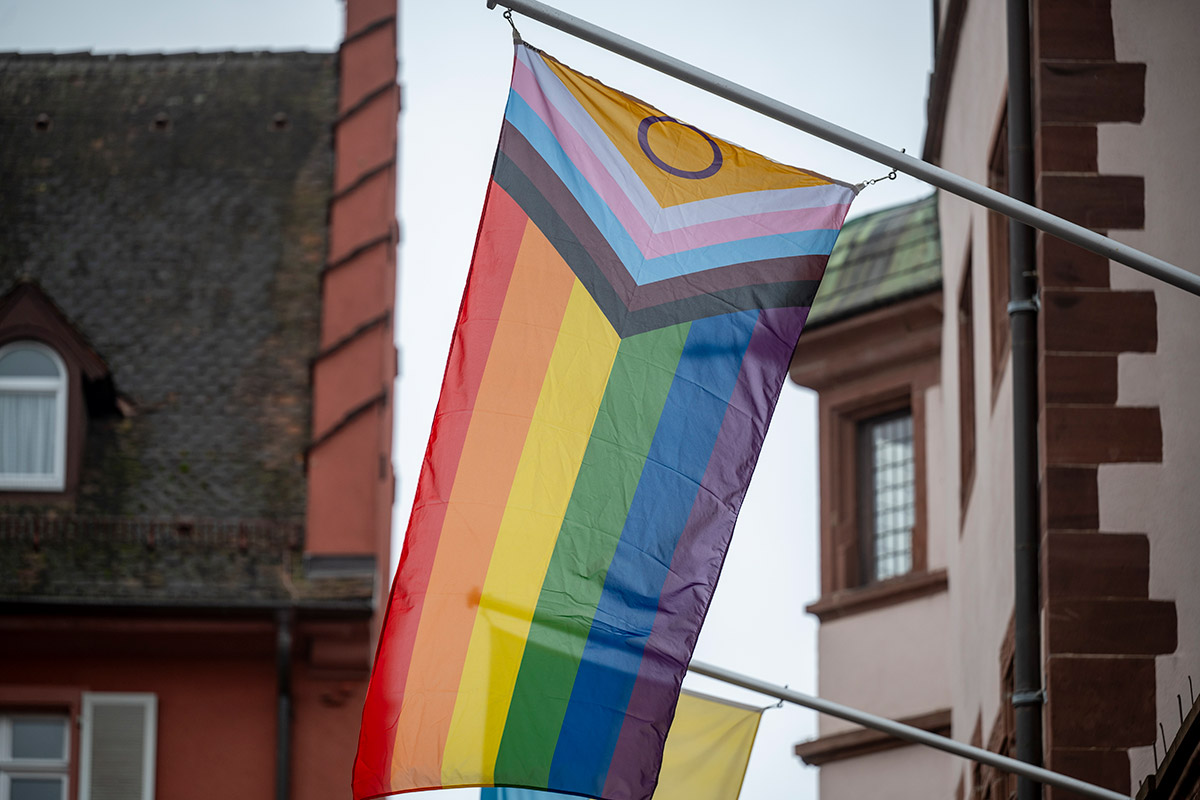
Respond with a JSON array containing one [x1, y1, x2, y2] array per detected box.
[[637, 115, 723, 180]]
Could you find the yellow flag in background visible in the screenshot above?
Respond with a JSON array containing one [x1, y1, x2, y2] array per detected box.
[[654, 690, 762, 800], [481, 689, 763, 800]]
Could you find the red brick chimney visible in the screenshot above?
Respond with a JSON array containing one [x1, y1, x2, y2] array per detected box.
[[307, 0, 399, 607]]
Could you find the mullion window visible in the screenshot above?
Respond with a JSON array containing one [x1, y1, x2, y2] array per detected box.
[[858, 410, 916, 582]]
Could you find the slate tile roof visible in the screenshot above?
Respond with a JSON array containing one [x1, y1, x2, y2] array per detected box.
[[0, 51, 360, 609], [0, 516, 371, 610], [0, 50, 335, 520], [808, 193, 942, 327]]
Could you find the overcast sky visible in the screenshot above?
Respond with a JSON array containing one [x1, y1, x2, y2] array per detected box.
[[0, 1, 933, 796]]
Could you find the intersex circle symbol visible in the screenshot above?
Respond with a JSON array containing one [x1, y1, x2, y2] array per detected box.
[[636, 115, 723, 180]]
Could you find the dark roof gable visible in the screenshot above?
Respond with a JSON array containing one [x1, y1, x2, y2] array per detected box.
[[0, 281, 109, 380]]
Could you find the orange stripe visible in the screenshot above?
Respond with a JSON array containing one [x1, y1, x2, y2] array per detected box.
[[388, 219, 577, 789]]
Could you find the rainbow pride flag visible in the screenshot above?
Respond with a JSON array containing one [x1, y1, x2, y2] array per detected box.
[[354, 44, 856, 800]]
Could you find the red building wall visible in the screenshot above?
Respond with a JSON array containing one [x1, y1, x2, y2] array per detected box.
[[1, 0, 399, 797]]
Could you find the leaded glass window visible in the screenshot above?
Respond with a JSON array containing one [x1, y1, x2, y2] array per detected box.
[[858, 410, 915, 582]]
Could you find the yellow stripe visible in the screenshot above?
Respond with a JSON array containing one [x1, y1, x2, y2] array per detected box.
[[539, 55, 833, 208], [439, 280, 621, 785]]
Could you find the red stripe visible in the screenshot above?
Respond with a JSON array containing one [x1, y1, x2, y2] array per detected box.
[[353, 182, 528, 798]]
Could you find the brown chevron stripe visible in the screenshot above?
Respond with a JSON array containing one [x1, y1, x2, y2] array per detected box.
[[628, 254, 827, 312], [501, 121, 638, 304]]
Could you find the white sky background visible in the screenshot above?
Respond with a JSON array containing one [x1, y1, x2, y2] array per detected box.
[[0, 1, 931, 797]]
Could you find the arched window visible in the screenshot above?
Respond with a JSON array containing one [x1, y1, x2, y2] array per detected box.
[[0, 341, 68, 491]]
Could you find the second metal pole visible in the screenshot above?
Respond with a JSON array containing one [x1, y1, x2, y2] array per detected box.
[[687, 659, 1128, 800]]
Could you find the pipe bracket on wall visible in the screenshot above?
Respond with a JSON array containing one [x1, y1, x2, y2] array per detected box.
[[1012, 690, 1046, 708]]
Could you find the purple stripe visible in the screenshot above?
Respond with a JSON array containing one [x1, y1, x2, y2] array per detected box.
[[601, 305, 810, 800], [512, 57, 854, 257]]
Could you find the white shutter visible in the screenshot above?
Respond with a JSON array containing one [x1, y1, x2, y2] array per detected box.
[[79, 694, 156, 800]]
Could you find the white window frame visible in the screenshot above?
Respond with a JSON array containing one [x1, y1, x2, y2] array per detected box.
[[0, 771, 69, 800], [0, 341, 68, 492], [79, 693, 156, 800], [0, 712, 71, 800]]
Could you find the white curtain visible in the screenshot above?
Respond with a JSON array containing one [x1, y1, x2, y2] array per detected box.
[[0, 391, 57, 475]]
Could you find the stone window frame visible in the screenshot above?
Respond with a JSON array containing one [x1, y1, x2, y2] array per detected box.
[[855, 405, 918, 584], [791, 291, 947, 622], [987, 105, 1012, 399], [959, 250, 977, 519]]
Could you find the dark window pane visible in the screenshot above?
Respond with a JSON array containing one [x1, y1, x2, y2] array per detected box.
[[12, 717, 67, 760], [0, 347, 60, 378], [11, 777, 65, 800]]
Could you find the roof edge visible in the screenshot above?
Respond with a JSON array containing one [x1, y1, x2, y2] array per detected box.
[[0, 48, 335, 61]]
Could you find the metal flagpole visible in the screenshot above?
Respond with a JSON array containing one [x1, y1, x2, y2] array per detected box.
[[485, 0, 1200, 298], [687, 659, 1130, 800]]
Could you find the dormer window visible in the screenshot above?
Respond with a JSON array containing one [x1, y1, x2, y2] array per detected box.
[[0, 341, 68, 491]]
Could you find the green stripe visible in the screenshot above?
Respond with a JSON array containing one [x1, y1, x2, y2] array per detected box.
[[492, 321, 689, 787]]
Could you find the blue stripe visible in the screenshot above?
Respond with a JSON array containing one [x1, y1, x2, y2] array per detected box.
[[505, 93, 840, 284], [481, 790, 577, 800], [545, 311, 759, 796]]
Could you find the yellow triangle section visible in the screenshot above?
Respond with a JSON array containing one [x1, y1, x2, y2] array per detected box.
[[540, 52, 834, 209]]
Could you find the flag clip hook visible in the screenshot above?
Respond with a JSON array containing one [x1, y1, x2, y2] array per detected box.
[[857, 148, 905, 191], [503, 10, 525, 45]]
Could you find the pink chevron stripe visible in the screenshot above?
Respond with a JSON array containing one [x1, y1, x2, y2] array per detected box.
[[641, 203, 853, 258], [512, 59, 849, 260]]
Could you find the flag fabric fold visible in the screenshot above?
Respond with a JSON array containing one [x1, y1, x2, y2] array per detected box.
[[479, 690, 764, 800], [354, 43, 855, 800]]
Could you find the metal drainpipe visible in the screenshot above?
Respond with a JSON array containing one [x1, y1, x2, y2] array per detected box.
[[1006, 1, 1044, 798], [276, 608, 294, 800]]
